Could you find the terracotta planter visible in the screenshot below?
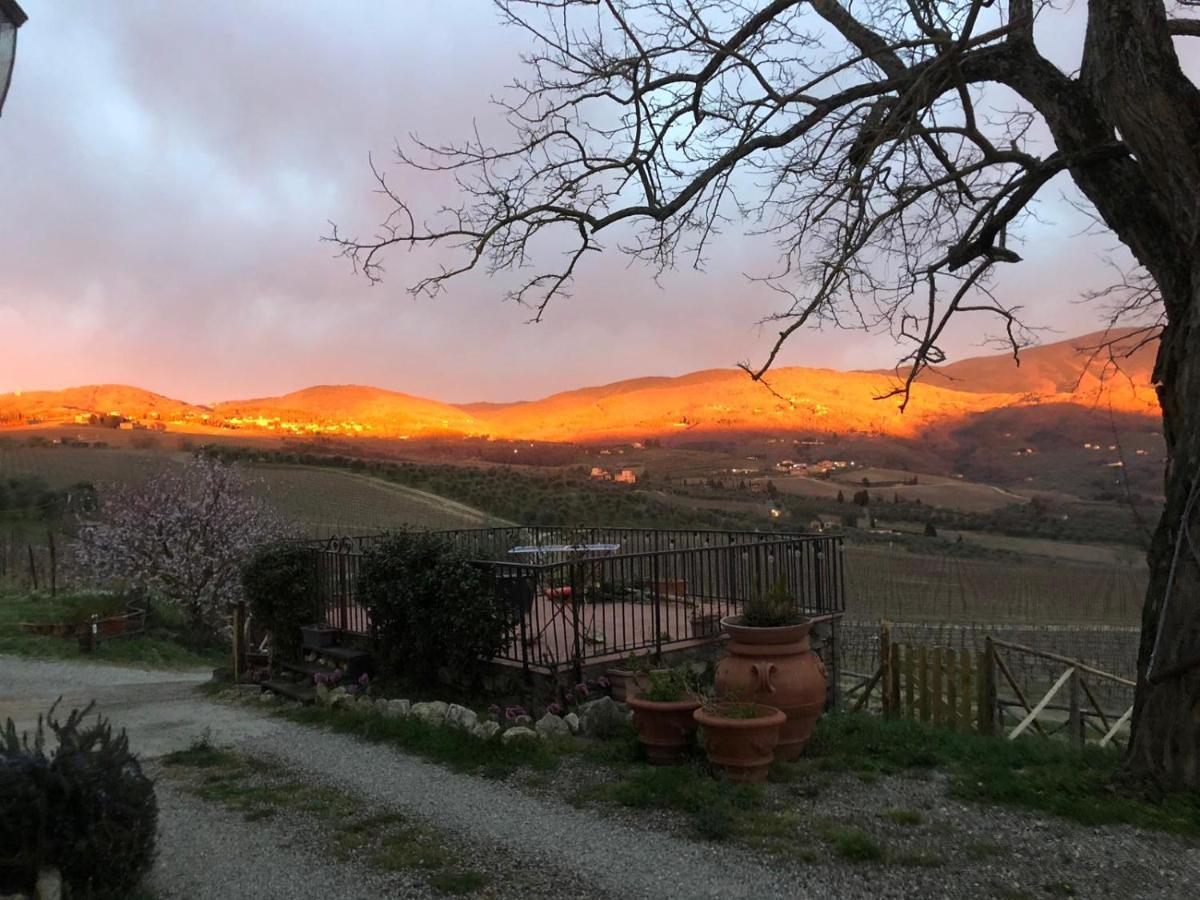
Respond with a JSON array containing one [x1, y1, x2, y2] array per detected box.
[[605, 668, 638, 702], [626, 693, 702, 764], [715, 615, 827, 761], [694, 703, 786, 783]]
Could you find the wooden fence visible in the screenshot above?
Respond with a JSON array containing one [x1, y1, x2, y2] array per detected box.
[[846, 622, 1135, 747]]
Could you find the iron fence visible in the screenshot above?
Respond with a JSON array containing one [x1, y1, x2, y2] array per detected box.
[[307, 527, 844, 678]]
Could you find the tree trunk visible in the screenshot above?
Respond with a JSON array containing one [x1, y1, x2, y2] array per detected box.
[[1127, 279, 1200, 787]]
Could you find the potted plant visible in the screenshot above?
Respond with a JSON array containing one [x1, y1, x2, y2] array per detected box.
[[716, 578, 826, 761], [626, 667, 701, 764], [693, 698, 787, 784], [605, 652, 660, 702]]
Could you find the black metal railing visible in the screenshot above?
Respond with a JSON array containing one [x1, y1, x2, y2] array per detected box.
[[307, 527, 844, 678]]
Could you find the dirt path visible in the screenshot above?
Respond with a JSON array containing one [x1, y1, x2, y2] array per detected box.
[[3, 656, 1197, 900]]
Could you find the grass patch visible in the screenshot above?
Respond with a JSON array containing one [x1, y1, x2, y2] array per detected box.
[[277, 704, 559, 778], [963, 839, 1007, 861], [808, 713, 1200, 836], [883, 808, 923, 826], [0, 590, 223, 669], [818, 823, 885, 862], [164, 741, 490, 895], [892, 849, 944, 868]]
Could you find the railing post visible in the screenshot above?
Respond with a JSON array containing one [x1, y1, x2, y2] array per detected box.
[[652, 551, 662, 661]]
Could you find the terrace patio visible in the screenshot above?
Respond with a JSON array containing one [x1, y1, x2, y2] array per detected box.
[[306, 526, 845, 682]]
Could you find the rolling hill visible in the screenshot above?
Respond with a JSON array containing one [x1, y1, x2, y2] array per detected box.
[[0, 329, 1162, 449]]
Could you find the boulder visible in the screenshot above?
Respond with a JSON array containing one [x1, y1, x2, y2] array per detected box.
[[36, 867, 61, 900], [513, 714, 533, 728], [472, 721, 501, 741], [535, 713, 571, 739], [445, 704, 479, 731], [384, 699, 411, 719], [500, 726, 538, 746], [564, 712, 581, 735], [411, 701, 449, 726], [579, 696, 628, 737], [315, 682, 331, 706], [374, 697, 390, 714]]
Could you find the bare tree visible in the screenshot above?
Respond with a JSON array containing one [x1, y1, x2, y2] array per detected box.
[[330, 1, 1200, 786]]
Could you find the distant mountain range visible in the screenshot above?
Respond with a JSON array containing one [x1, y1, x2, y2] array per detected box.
[[0, 329, 1160, 444]]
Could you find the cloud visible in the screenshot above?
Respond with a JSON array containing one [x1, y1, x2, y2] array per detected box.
[[0, 2, 1191, 403]]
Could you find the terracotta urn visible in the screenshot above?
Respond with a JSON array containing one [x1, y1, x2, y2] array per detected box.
[[693, 703, 787, 783], [626, 693, 702, 764], [714, 615, 827, 761]]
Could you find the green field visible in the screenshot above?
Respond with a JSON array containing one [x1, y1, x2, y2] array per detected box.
[[246, 464, 502, 536], [0, 446, 183, 488], [0, 447, 499, 537]]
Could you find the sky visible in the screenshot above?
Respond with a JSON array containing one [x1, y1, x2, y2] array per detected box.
[[0, 1, 1192, 404]]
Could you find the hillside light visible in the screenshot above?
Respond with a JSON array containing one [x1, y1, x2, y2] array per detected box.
[[0, 0, 28, 117]]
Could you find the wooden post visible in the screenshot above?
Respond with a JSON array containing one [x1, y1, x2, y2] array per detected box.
[[889, 642, 901, 717], [47, 530, 57, 599], [232, 601, 246, 680], [960, 652, 972, 732], [1068, 667, 1084, 748], [932, 647, 944, 726], [946, 649, 958, 731], [904, 644, 915, 719], [880, 621, 893, 716], [978, 640, 997, 736], [918, 647, 930, 723]]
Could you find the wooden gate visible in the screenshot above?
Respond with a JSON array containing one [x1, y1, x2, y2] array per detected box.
[[847, 623, 1134, 746]]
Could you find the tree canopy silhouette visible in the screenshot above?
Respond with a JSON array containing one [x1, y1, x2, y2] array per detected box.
[[331, 0, 1200, 787]]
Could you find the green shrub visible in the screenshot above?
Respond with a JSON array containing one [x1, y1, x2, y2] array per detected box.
[[742, 577, 803, 628], [242, 544, 319, 660], [0, 701, 157, 899], [358, 531, 509, 685]]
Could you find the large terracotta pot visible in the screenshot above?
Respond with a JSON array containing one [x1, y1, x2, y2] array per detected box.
[[715, 615, 827, 761], [626, 693, 702, 764], [693, 703, 787, 783]]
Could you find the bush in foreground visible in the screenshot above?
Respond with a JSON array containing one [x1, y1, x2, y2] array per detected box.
[[242, 543, 320, 660], [358, 531, 509, 686], [0, 701, 157, 899]]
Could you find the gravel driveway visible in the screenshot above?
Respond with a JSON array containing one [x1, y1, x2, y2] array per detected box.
[[2, 655, 1197, 900]]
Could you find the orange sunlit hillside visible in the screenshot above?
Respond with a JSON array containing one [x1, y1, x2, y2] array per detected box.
[[0, 330, 1160, 443]]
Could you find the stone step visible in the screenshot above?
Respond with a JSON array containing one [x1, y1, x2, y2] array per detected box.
[[262, 679, 316, 704]]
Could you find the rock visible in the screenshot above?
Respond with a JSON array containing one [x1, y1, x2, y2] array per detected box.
[[375, 697, 390, 714], [315, 682, 331, 705], [513, 714, 533, 728], [384, 699, 411, 719], [579, 696, 628, 737], [355, 695, 375, 712], [35, 867, 61, 900], [536, 713, 571, 739], [445, 704, 479, 731], [500, 726, 538, 746], [472, 721, 501, 741], [329, 693, 354, 710], [258, 691, 278, 704], [411, 701, 449, 726], [564, 712, 581, 735]]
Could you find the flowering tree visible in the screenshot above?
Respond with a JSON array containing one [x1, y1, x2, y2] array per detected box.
[[73, 457, 292, 646]]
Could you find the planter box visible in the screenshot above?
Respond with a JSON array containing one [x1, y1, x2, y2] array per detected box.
[[301, 625, 338, 649]]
